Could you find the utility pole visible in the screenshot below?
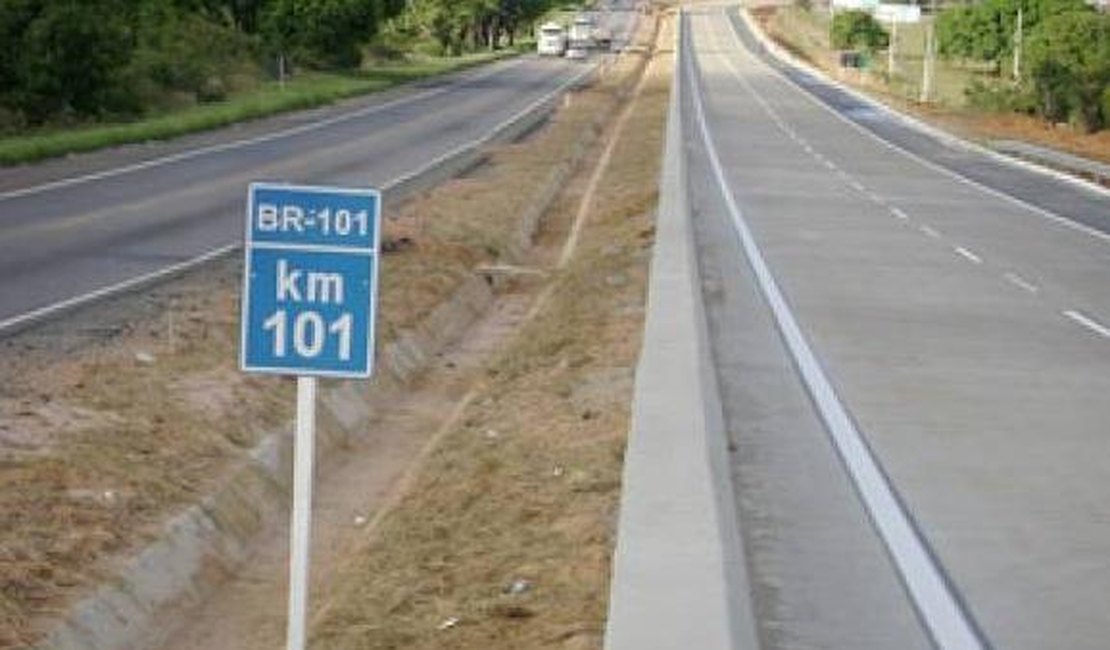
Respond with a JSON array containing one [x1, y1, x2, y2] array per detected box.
[[888, 18, 898, 76], [920, 0, 937, 103], [1013, 6, 1023, 80], [920, 21, 935, 102]]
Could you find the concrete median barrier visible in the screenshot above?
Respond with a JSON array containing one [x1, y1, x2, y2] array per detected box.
[[603, 12, 758, 650]]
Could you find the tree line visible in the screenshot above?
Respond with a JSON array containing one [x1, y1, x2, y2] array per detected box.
[[936, 0, 1109, 131], [0, 0, 572, 129]]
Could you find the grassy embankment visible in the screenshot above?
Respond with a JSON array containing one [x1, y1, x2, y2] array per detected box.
[[767, 6, 986, 107], [308, 12, 671, 650], [760, 6, 1110, 162], [0, 50, 517, 167]]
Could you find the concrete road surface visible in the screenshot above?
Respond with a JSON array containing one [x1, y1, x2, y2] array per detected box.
[[0, 0, 639, 331], [684, 5, 1110, 650]]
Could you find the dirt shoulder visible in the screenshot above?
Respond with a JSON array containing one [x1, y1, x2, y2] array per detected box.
[[752, 5, 1110, 166], [0, 15, 661, 648]]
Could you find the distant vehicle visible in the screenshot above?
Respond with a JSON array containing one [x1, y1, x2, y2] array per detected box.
[[567, 15, 595, 59], [537, 22, 567, 56], [592, 27, 614, 51], [566, 46, 589, 60]]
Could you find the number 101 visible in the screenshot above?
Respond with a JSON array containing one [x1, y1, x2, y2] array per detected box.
[[263, 310, 353, 361]]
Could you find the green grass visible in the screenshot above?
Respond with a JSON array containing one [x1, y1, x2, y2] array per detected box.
[[0, 51, 516, 166]]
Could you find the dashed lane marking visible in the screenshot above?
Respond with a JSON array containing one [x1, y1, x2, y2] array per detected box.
[[1064, 310, 1110, 339], [954, 247, 983, 264], [1003, 272, 1039, 294]]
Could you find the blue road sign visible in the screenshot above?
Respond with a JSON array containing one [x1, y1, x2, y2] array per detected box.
[[241, 183, 381, 378]]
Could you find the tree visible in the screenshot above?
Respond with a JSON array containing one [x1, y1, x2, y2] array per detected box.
[[831, 10, 889, 52], [937, 0, 1091, 66], [0, 0, 137, 123], [1024, 10, 1110, 130], [263, 0, 391, 69]]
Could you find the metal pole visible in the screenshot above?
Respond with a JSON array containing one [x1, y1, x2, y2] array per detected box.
[[287, 376, 317, 650]]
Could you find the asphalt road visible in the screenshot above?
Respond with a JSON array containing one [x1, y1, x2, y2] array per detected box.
[[684, 5, 1110, 650], [0, 2, 639, 331]]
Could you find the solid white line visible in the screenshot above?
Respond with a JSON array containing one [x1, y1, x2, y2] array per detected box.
[[685, 12, 985, 650], [1003, 272, 1039, 294], [0, 245, 236, 335], [729, 9, 1110, 248], [385, 63, 595, 191], [954, 247, 983, 264], [921, 225, 941, 238], [0, 58, 529, 203], [1063, 310, 1110, 339]]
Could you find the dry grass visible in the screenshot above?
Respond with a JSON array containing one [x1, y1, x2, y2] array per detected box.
[[0, 273, 294, 647], [308, 14, 672, 650], [0, 35, 648, 649]]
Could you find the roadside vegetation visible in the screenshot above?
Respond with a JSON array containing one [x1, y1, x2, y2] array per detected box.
[[937, 0, 1110, 132], [760, 0, 1110, 159], [0, 0, 587, 164]]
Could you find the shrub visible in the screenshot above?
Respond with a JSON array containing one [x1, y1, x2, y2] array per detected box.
[[964, 79, 1036, 113], [129, 6, 256, 106], [1102, 85, 1110, 128]]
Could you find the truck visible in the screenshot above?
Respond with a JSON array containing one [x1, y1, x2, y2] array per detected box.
[[537, 22, 567, 56], [566, 15, 595, 59]]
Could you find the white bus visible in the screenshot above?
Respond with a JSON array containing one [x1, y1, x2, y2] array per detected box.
[[537, 22, 567, 56]]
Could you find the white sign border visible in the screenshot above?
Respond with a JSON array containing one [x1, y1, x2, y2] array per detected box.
[[240, 181, 382, 379]]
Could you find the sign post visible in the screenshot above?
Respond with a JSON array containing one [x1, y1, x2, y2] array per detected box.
[[241, 182, 381, 650]]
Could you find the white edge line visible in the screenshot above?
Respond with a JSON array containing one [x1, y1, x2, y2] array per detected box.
[[730, 8, 1110, 248], [1063, 310, 1110, 339], [383, 62, 596, 191], [685, 11, 985, 650], [2, 58, 597, 338], [0, 245, 237, 335], [0, 57, 529, 203]]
